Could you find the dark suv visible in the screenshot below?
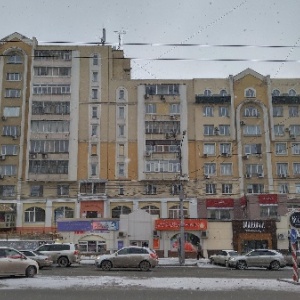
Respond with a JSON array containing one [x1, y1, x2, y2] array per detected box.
[[35, 243, 81, 267]]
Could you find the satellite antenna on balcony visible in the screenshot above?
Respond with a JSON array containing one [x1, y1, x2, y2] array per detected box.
[[114, 29, 127, 50]]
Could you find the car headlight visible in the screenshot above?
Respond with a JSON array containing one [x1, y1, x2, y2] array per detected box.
[[229, 257, 236, 261]]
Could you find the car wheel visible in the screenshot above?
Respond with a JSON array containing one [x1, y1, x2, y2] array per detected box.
[[57, 256, 69, 267], [139, 260, 151, 271], [236, 260, 247, 270], [26, 266, 37, 278], [101, 260, 112, 271], [270, 260, 280, 270]]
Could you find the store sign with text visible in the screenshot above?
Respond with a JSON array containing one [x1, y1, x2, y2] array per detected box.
[[155, 219, 207, 231], [242, 220, 265, 232], [290, 212, 300, 228]]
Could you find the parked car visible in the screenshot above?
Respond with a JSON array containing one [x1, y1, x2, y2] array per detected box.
[[95, 246, 159, 271], [209, 250, 238, 266], [227, 249, 286, 270], [0, 247, 39, 277], [283, 251, 300, 267], [19, 250, 53, 269], [35, 243, 81, 267]]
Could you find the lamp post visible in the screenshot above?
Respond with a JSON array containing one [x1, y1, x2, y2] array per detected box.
[[178, 130, 186, 265]]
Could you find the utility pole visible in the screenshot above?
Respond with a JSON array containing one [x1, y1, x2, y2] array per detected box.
[[178, 130, 186, 265]]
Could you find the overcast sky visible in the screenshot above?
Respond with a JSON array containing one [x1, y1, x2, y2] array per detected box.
[[1, 0, 299, 79]]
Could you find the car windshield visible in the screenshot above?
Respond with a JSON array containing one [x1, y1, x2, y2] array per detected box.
[[33, 251, 43, 255], [228, 251, 238, 256]]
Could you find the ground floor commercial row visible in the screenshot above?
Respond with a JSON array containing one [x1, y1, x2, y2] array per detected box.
[[56, 210, 299, 258]]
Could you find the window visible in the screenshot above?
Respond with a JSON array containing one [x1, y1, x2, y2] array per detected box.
[[54, 206, 74, 223], [0, 185, 15, 197], [6, 73, 21, 81], [118, 162, 125, 177], [292, 143, 300, 155], [219, 106, 229, 117], [220, 89, 227, 96], [32, 101, 70, 115], [24, 207, 45, 223], [171, 184, 182, 195], [29, 161, 69, 174], [204, 144, 215, 155], [111, 206, 131, 218], [145, 121, 180, 135], [244, 107, 259, 117], [203, 106, 213, 117], [92, 72, 98, 82], [145, 160, 180, 173], [118, 125, 125, 137], [246, 164, 263, 176], [276, 163, 288, 176], [289, 89, 296, 96], [5, 89, 21, 98], [1, 145, 18, 156], [274, 125, 284, 136], [91, 163, 97, 176], [219, 125, 230, 136], [204, 89, 212, 96], [260, 206, 277, 218], [243, 125, 261, 135], [118, 144, 125, 156], [0, 165, 17, 176], [145, 103, 156, 114], [145, 84, 179, 95], [57, 185, 69, 196], [290, 125, 300, 136], [91, 144, 98, 156], [204, 125, 214, 136], [273, 106, 283, 117], [272, 89, 280, 96], [80, 182, 105, 194], [206, 183, 216, 194], [34, 50, 71, 61], [91, 125, 98, 136], [3, 107, 20, 117], [93, 54, 99, 65], [92, 107, 98, 118], [168, 205, 188, 219], [7, 53, 22, 64], [245, 88, 256, 97], [30, 185, 43, 197], [119, 89, 125, 99], [204, 163, 216, 175], [30, 140, 69, 153], [222, 184, 232, 194], [220, 163, 232, 175], [244, 144, 262, 154], [119, 185, 124, 195], [289, 106, 299, 117], [92, 89, 98, 99], [141, 205, 160, 216], [208, 209, 232, 220], [220, 143, 231, 155], [145, 184, 157, 195], [293, 163, 300, 175], [296, 184, 300, 194], [279, 183, 289, 194], [275, 143, 287, 155], [33, 84, 70, 95], [247, 184, 264, 193], [170, 103, 180, 115], [2, 126, 20, 137], [118, 106, 125, 119], [31, 121, 70, 133], [34, 67, 71, 77]]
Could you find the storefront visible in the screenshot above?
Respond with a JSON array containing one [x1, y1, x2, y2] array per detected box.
[[232, 220, 277, 253]]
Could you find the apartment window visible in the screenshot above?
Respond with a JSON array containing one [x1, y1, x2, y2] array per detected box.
[[289, 89, 297, 96], [246, 164, 263, 176], [219, 125, 230, 136], [220, 143, 231, 155], [171, 184, 182, 195], [92, 89, 98, 99], [0, 165, 17, 176], [204, 89, 212, 96], [111, 206, 131, 218], [222, 184, 232, 194], [91, 125, 98, 136], [119, 89, 125, 100], [93, 54, 99, 65], [3, 107, 20, 117], [92, 107, 98, 118], [293, 163, 300, 175], [203, 106, 213, 117], [57, 185, 69, 196], [219, 106, 229, 117], [273, 106, 283, 117], [245, 144, 262, 154], [220, 163, 232, 175], [30, 185, 43, 197], [119, 185, 124, 195], [260, 206, 277, 218], [34, 67, 71, 77], [204, 144, 215, 155], [92, 72, 98, 82], [118, 144, 125, 156], [145, 84, 179, 95], [169, 104, 180, 115], [7, 53, 22, 64], [0, 185, 15, 197], [204, 163, 216, 175], [118, 163, 125, 177], [145, 160, 180, 173], [244, 106, 259, 117], [80, 182, 105, 194], [289, 106, 299, 117], [296, 184, 300, 194], [247, 184, 264, 193], [243, 125, 261, 135], [208, 209, 232, 220], [274, 125, 284, 136], [6, 73, 21, 81], [32, 101, 70, 115], [54, 206, 74, 223], [277, 163, 288, 176], [292, 143, 300, 155], [2, 126, 20, 137], [5, 89, 21, 98], [145, 184, 157, 195], [204, 125, 214, 136], [272, 89, 280, 96], [34, 50, 71, 60], [1, 145, 18, 156], [279, 183, 289, 194], [91, 163, 97, 176], [290, 125, 300, 136], [168, 205, 188, 219], [30, 140, 69, 153], [141, 205, 160, 216], [118, 106, 125, 119], [275, 143, 287, 155], [31, 121, 70, 133], [91, 144, 97, 156], [245, 88, 256, 98], [118, 125, 125, 137], [24, 207, 45, 223], [29, 161, 69, 174], [32, 84, 70, 95], [206, 183, 216, 194], [145, 103, 156, 114], [220, 89, 227, 96]]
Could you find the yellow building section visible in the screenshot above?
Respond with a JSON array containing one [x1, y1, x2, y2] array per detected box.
[[78, 143, 89, 179], [138, 202, 162, 210], [110, 202, 133, 210], [52, 202, 75, 210], [100, 142, 115, 180], [127, 142, 138, 180]]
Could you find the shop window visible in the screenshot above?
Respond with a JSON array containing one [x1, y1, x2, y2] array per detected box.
[[141, 205, 160, 216], [168, 205, 188, 219], [111, 205, 131, 218], [208, 209, 232, 220], [54, 206, 74, 223], [24, 207, 45, 223], [260, 206, 278, 218]]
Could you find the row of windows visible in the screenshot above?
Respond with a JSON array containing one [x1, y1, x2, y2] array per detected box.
[[28, 160, 69, 174], [33, 84, 71, 95], [34, 50, 72, 61], [32, 101, 70, 115], [30, 140, 69, 153], [34, 67, 71, 77], [272, 89, 297, 96], [145, 103, 180, 114], [31, 121, 70, 133], [145, 121, 180, 134], [273, 106, 299, 117]]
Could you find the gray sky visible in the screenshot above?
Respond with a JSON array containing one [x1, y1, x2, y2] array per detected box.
[[1, 0, 299, 79]]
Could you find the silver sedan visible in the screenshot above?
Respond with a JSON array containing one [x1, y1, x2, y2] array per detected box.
[[209, 250, 238, 266]]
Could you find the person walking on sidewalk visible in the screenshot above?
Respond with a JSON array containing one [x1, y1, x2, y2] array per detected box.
[[196, 242, 204, 260]]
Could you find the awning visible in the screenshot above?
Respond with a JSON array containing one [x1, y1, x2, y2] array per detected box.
[[258, 194, 278, 205], [206, 198, 234, 208]]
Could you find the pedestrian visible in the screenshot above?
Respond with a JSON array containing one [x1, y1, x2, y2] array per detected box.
[[196, 242, 203, 260]]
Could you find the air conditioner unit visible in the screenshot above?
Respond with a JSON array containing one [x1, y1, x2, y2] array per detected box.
[[277, 233, 285, 240], [0, 155, 6, 161], [42, 153, 48, 159], [160, 95, 166, 101], [247, 188, 253, 193], [152, 115, 157, 120], [12, 136, 17, 140], [201, 231, 209, 239], [204, 174, 210, 179], [243, 154, 249, 159], [2, 116, 7, 121], [258, 173, 264, 178], [245, 173, 252, 178], [203, 153, 208, 158], [170, 115, 175, 120], [221, 152, 229, 157], [118, 231, 127, 238], [30, 153, 37, 159], [144, 93, 150, 99], [290, 134, 296, 139], [240, 121, 245, 126], [285, 128, 290, 132]]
